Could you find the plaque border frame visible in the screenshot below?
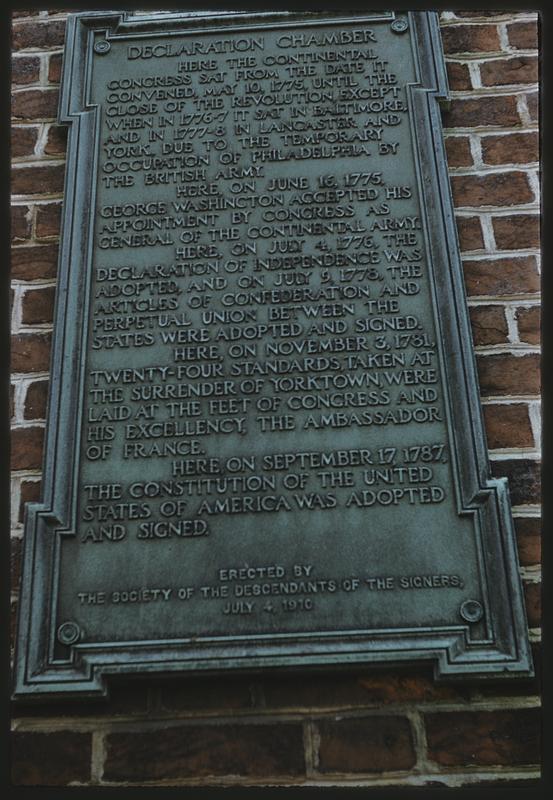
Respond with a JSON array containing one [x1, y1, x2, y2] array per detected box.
[[13, 10, 534, 699]]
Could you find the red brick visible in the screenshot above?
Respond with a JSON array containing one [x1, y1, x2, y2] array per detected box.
[[11, 244, 59, 280], [507, 21, 539, 51], [462, 256, 540, 296], [445, 61, 471, 91], [19, 480, 42, 524], [11, 333, 52, 372], [482, 403, 534, 449], [262, 669, 468, 709], [492, 215, 540, 250], [44, 124, 68, 155], [523, 581, 541, 627], [47, 52, 62, 83], [514, 517, 541, 566], [476, 353, 540, 396], [11, 205, 32, 242], [480, 56, 538, 87], [469, 305, 508, 345], [445, 135, 472, 167], [425, 708, 540, 766], [453, 11, 508, 18], [11, 125, 39, 158], [11, 55, 40, 85], [354, 672, 469, 703], [10, 383, 15, 419], [441, 24, 500, 54], [24, 379, 49, 420], [481, 132, 539, 165], [526, 92, 538, 122], [12, 89, 59, 120], [317, 716, 415, 773], [490, 458, 541, 505], [516, 306, 540, 345], [160, 676, 255, 712], [456, 216, 484, 251], [12, 19, 66, 50], [35, 202, 61, 239], [11, 538, 22, 593], [10, 426, 45, 470], [11, 731, 91, 785], [486, 401, 533, 454], [11, 163, 65, 196], [442, 96, 519, 129], [21, 286, 56, 326], [104, 723, 305, 781], [451, 172, 533, 208]]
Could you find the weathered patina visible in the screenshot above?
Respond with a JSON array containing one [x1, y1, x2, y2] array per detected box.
[[14, 10, 532, 699]]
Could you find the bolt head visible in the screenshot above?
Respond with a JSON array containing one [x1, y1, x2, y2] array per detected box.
[[57, 621, 81, 645], [460, 600, 484, 623]]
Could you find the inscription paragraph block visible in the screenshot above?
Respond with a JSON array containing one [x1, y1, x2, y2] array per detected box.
[[14, 11, 532, 698]]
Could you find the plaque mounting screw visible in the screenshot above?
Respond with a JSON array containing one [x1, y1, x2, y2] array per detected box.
[[391, 18, 409, 34], [460, 600, 484, 623], [94, 39, 111, 54], [57, 621, 81, 645]]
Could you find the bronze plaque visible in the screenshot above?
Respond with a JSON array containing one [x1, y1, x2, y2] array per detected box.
[[14, 10, 532, 698]]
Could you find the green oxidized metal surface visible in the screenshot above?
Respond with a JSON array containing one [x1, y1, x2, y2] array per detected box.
[[14, 10, 533, 698]]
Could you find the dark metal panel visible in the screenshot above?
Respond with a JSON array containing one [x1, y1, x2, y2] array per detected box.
[[13, 10, 532, 699]]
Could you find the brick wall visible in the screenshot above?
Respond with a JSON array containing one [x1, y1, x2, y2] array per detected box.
[[10, 10, 541, 788]]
